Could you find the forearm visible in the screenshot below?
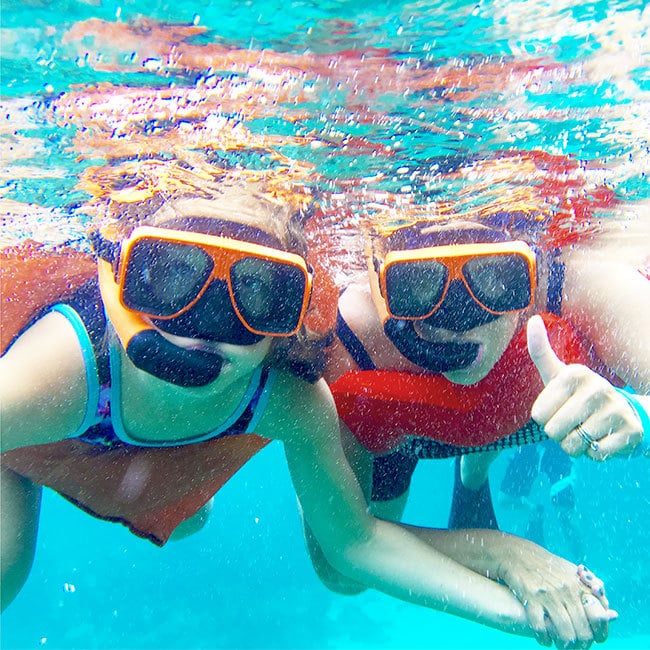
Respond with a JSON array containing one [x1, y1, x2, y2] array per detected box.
[[279, 378, 531, 637], [0, 467, 41, 611], [331, 518, 531, 637], [398, 524, 533, 581]]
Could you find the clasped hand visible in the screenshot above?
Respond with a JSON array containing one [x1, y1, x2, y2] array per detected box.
[[498, 539, 617, 648]]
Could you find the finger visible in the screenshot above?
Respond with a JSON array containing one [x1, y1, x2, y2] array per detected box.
[[537, 381, 610, 449], [577, 565, 609, 609], [541, 599, 576, 649], [525, 602, 553, 647], [556, 416, 605, 458], [531, 379, 578, 428], [531, 360, 606, 429], [538, 401, 597, 451], [585, 431, 641, 461], [529, 369, 596, 433], [527, 315, 567, 386], [563, 592, 597, 649], [545, 394, 640, 459], [582, 594, 617, 644]]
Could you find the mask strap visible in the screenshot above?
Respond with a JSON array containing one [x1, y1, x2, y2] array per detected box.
[[89, 230, 120, 264]]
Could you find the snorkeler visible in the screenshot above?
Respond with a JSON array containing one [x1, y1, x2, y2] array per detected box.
[[1, 162, 616, 648], [302, 215, 647, 604]]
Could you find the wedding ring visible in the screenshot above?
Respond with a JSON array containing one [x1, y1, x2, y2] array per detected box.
[[575, 423, 599, 451]]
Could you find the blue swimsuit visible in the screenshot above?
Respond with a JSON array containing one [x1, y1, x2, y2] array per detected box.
[[46, 280, 276, 448], [1, 279, 277, 545]]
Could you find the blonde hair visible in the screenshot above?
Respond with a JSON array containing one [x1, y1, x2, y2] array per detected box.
[[80, 155, 315, 235], [81, 155, 329, 382]]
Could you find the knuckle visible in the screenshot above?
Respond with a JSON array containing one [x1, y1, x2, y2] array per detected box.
[[566, 364, 592, 383]]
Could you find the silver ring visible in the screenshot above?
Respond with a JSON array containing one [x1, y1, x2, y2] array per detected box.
[[575, 424, 599, 451]]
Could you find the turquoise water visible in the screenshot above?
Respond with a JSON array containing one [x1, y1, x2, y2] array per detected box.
[[3, 445, 649, 649], [2, 1, 649, 648]]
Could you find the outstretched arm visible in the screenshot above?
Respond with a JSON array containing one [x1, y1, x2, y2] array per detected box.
[[1, 311, 90, 610], [0, 468, 41, 611], [266, 373, 613, 647], [561, 234, 650, 394]]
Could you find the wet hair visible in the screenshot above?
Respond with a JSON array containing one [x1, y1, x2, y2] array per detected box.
[[83, 159, 328, 383], [378, 220, 512, 253]]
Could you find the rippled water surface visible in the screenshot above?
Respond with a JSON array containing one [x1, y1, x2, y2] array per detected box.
[[1, 1, 649, 648]]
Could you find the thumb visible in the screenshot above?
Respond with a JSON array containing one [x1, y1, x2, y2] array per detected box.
[[527, 315, 566, 385]]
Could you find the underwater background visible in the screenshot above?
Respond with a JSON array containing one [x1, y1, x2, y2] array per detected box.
[[1, 1, 649, 648]]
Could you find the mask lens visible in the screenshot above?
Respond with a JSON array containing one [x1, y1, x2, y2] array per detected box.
[[385, 260, 447, 318], [230, 257, 307, 334], [463, 254, 532, 312], [122, 239, 213, 317]]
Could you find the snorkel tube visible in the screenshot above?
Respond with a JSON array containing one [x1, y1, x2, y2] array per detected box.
[[97, 259, 225, 387]]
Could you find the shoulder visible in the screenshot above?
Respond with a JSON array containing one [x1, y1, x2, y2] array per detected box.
[[1, 311, 91, 450], [2, 309, 88, 363], [327, 278, 385, 378], [256, 371, 338, 444]]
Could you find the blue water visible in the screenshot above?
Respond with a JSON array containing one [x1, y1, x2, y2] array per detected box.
[[2, 1, 649, 648], [3, 444, 649, 649]]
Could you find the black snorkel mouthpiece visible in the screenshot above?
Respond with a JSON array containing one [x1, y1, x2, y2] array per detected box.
[[126, 330, 225, 387], [383, 281, 499, 372], [384, 319, 480, 372]]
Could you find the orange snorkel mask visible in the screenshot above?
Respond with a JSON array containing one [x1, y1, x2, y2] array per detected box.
[[93, 226, 313, 386], [371, 240, 537, 323], [368, 238, 537, 372]]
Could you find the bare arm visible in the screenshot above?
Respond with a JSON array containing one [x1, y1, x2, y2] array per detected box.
[[0, 311, 89, 453], [263, 374, 612, 645], [1, 313, 89, 609], [562, 239, 650, 394]]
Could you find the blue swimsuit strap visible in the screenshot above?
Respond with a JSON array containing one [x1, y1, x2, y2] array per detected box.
[[546, 248, 565, 316], [228, 366, 274, 435], [108, 333, 277, 447], [49, 304, 102, 436]]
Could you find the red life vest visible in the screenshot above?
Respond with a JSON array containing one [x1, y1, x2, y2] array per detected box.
[[329, 313, 594, 455]]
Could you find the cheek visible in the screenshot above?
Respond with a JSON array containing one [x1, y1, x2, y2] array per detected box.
[[221, 338, 273, 372], [480, 315, 519, 364]]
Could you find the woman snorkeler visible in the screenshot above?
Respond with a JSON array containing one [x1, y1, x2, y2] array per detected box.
[[303, 208, 647, 632], [0, 159, 615, 648]]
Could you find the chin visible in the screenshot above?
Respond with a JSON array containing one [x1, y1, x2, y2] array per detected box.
[[443, 364, 491, 385], [442, 345, 501, 385]]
